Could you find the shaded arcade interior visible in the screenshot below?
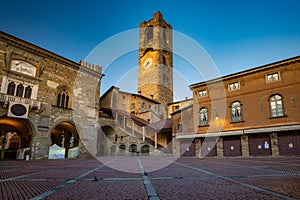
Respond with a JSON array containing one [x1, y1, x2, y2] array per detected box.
[[0, 116, 32, 159]]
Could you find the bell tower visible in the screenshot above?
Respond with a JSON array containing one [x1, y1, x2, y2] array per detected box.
[[138, 11, 173, 108]]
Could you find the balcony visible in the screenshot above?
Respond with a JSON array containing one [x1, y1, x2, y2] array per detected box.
[[0, 93, 41, 109]]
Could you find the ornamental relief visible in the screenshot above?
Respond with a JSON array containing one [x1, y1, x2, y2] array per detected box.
[[10, 60, 37, 77]]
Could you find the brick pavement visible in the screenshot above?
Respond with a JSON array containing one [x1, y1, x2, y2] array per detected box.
[[0, 157, 299, 200]]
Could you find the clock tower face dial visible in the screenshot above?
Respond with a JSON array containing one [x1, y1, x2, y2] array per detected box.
[[143, 58, 153, 69]]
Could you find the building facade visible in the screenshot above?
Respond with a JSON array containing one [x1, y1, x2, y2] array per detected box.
[[0, 31, 103, 160], [175, 56, 300, 157]]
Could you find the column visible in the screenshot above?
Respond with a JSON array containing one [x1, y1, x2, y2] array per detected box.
[[155, 132, 157, 149], [142, 126, 145, 141], [241, 135, 249, 156], [270, 133, 279, 156], [217, 137, 223, 157]]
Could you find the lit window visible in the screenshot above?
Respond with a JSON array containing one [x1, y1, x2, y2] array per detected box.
[[198, 90, 207, 97], [270, 94, 284, 117], [266, 72, 280, 83], [231, 101, 243, 122], [228, 82, 240, 91], [199, 107, 208, 126]]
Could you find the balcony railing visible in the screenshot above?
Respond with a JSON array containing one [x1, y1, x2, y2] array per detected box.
[[0, 93, 41, 109]]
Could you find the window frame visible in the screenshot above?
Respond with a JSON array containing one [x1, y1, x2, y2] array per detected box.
[[230, 101, 243, 123], [198, 89, 207, 98], [57, 89, 70, 109], [199, 107, 209, 126], [228, 81, 240, 91], [269, 94, 285, 118], [266, 72, 280, 83]]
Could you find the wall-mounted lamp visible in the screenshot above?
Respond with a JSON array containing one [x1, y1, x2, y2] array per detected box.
[[215, 112, 219, 120]]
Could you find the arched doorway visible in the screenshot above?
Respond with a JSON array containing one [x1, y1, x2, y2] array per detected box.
[[129, 144, 137, 156], [97, 126, 115, 156], [0, 116, 32, 160], [141, 144, 150, 155], [50, 122, 79, 158]]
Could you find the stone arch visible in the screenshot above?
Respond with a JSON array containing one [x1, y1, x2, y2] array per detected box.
[[97, 125, 115, 156], [50, 121, 79, 158], [129, 144, 137, 156], [141, 144, 150, 155], [0, 116, 34, 160]]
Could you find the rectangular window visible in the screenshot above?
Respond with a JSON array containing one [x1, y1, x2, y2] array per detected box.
[[228, 82, 240, 91], [266, 72, 280, 83], [198, 90, 207, 97]]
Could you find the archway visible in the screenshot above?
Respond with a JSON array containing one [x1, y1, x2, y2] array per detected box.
[[0, 116, 32, 160], [129, 144, 137, 156], [97, 126, 115, 156], [141, 144, 150, 155], [50, 122, 79, 158]]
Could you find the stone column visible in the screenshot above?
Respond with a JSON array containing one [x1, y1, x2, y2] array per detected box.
[[270, 133, 279, 156], [241, 135, 249, 156], [217, 137, 223, 157], [195, 138, 202, 158]]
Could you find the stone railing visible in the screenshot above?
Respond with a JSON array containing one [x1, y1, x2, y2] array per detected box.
[[0, 93, 41, 109]]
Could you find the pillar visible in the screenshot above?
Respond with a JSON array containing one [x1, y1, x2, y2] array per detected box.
[[241, 135, 249, 156], [270, 133, 279, 156], [217, 137, 223, 157]]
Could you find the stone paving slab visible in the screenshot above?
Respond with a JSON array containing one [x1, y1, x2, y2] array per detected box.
[[44, 180, 148, 200], [0, 157, 299, 200]]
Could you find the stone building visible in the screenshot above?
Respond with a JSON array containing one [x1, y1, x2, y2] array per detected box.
[[174, 56, 300, 157], [0, 31, 103, 160]]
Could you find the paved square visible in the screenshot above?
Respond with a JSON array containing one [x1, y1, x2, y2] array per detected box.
[[0, 157, 299, 199]]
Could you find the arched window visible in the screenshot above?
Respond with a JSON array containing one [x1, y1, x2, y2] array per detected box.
[[7, 81, 15, 95], [24, 86, 32, 98], [145, 25, 153, 43], [231, 101, 243, 122], [270, 94, 284, 117], [57, 89, 70, 108], [199, 107, 208, 126], [16, 84, 24, 97]]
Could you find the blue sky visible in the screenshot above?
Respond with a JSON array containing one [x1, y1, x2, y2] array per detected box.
[[1, 0, 299, 100]]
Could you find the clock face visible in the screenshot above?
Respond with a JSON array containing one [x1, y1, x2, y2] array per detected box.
[[143, 58, 152, 69]]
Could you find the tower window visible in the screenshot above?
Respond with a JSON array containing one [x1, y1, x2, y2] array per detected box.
[[145, 26, 153, 43]]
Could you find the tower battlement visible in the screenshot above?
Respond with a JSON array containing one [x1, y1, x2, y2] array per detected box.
[[79, 60, 102, 74]]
